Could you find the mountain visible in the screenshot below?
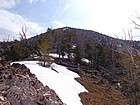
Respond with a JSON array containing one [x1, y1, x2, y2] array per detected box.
[[28, 26, 140, 53], [0, 27, 139, 105], [27, 27, 139, 105], [1, 26, 140, 59]]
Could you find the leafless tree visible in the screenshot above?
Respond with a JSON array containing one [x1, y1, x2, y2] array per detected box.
[[120, 29, 140, 105], [18, 26, 41, 56], [130, 12, 140, 29]]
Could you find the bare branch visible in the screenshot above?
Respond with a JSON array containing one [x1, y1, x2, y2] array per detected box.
[[17, 26, 42, 56], [134, 27, 140, 29], [130, 18, 140, 27], [131, 12, 140, 20], [122, 29, 127, 40], [135, 11, 140, 20], [18, 26, 28, 41]]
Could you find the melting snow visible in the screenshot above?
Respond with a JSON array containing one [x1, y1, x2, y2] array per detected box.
[[12, 61, 88, 105], [49, 53, 68, 59], [82, 58, 91, 63]]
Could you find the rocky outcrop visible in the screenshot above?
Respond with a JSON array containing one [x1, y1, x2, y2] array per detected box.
[[0, 61, 64, 105]]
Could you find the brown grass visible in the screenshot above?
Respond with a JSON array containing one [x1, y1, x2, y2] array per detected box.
[[76, 74, 129, 105]]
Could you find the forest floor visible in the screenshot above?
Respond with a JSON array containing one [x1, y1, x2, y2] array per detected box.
[[76, 74, 129, 105]]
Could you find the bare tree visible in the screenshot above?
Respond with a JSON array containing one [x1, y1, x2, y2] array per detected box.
[[18, 26, 41, 57], [119, 29, 140, 105], [130, 12, 140, 29]]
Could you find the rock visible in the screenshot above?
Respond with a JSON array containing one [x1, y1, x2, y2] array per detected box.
[[0, 61, 64, 105]]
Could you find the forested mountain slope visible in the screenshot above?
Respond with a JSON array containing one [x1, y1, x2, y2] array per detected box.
[[0, 27, 139, 105]]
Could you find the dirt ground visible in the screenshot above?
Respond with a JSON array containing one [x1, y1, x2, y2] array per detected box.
[[76, 74, 129, 105]]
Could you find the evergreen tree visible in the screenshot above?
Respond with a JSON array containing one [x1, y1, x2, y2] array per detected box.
[[74, 44, 81, 64], [5, 40, 24, 61], [84, 40, 94, 65], [37, 36, 52, 67], [95, 43, 107, 68]]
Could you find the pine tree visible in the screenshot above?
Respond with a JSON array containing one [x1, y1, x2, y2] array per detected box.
[[5, 40, 24, 61], [74, 44, 82, 64], [37, 36, 52, 67], [84, 40, 94, 65]]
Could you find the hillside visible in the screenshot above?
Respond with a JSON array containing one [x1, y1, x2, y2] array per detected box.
[[76, 74, 128, 105], [28, 27, 140, 52], [0, 60, 129, 105], [1, 27, 140, 61], [13, 61, 88, 105], [28, 27, 140, 105], [0, 27, 139, 105], [0, 61, 64, 105]]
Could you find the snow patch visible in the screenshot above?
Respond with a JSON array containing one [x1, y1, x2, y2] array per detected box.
[[82, 58, 91, 63], [49, 53, 68, 59], [12, 61, 88, 105], [63, 27, 69, 31]]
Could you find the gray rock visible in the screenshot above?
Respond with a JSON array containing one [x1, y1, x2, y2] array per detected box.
[[0, 61, 64, 105]]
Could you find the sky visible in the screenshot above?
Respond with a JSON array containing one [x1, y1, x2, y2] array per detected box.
[[0, 0, 140, 40]]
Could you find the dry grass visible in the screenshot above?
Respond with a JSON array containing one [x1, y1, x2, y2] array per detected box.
[[76, 74, 129, 105]]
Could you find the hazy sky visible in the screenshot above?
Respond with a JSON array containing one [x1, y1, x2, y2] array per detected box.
[[0, 0, 140, 40]]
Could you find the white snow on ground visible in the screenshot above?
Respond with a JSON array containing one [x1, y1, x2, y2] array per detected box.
[[12, 61, 88, 105], [82, 58, 91, 63], [49, 53, 68, 59]]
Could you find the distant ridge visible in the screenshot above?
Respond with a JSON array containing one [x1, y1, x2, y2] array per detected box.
[[28, 26, 140, 53]]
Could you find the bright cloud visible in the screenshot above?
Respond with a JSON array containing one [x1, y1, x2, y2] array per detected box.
[[27, 0, 37, 4], [65, 0, 140, 39], [52, 20, 66, 28], [64, 3, 74, 10], [0, 0, 140, 40], [0, 9, 45, 40], [27, 0, 46, 4], [0, 0, 19, 9]]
